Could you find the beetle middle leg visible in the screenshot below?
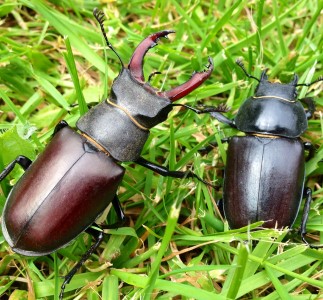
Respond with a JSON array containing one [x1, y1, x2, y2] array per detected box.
[[0, 155, 32, 181], [100, 195, 126, 229], [135, 156, 215, 187]]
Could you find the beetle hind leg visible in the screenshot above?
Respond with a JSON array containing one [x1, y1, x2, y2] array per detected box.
[[300, 187, 323, 249], [59, 226, 104, 300], [59, 196, 125, 299]]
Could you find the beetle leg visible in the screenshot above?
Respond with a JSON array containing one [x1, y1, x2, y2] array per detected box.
[[112, 195, 126, 223], [303, 142, 315, 161], [300, 188, 323, 249], [172, 103, 236, 127], [135, 156, 215, 188], [100, 196, 126, 229], [300, 97, 315, 119], [59, 196, 125, 299], [128, 30, 175, 83], [199, 138, 231, 156], [0, 156, 32, 181], [59, 226, 105, 300], [159, 57, 214, 102], [172, 103, 229, 114]]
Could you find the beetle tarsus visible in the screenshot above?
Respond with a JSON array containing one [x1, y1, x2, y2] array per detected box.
[[172, 103, 229, 114]]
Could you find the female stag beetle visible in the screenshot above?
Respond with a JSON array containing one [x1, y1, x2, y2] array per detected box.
[[0, 9, 225, 299], [195, 60, 323, 247]]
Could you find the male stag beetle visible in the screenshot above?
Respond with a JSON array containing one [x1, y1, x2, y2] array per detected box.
[[0, 9, 225, 299], [195, 60, 323, 247]]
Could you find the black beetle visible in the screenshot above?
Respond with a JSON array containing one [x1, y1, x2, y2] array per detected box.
[[0, 9, 225, 299], [193, 60, 323, 247]]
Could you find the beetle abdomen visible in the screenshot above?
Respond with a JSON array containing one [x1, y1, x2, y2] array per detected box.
[[223, 135, 305, 229], [2, 127, 125, 256]]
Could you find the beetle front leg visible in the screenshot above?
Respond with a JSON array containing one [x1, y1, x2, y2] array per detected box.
[[135, 156, 214, 187], [0, 156, 32, 181], [173, 103, 236, 128], [300, 97, 315, 119]]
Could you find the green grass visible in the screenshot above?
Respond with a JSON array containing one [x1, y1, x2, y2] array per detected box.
[[0, 0, 323, 299]]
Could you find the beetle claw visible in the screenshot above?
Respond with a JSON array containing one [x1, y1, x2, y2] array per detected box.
[[159, 57, 214, 102], [128, 30, 175, 82]]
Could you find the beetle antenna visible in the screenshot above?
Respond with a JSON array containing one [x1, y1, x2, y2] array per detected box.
[[236, 59, 261, 83], [296, 76, 323, 87], [93, 8, 124, 68]]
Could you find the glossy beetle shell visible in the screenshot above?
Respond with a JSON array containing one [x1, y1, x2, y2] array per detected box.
[[2, 126, 125, 255], [223, 136, 305, 229], [235, 97, 308, 138]]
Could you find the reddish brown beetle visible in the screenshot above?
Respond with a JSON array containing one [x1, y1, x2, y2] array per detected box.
[[0, 9, 224, 299]]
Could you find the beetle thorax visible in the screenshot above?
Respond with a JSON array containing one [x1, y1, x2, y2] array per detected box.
[[110, 69, 173, 129], [234, 80, 308, 138]]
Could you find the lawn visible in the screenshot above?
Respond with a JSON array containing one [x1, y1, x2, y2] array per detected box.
[[0, 0, 322, 299]]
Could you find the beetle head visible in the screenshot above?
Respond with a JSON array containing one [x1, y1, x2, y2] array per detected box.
[[237, 59, 323, 102], [254, 70, 299, 101], [94, 8, 213, 105]]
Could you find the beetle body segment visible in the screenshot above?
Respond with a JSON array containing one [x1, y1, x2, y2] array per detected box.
[[223, 135, 305, 229], [77, 69, 173, 162], [2, 126, 124, 255], [235, 97, 308, 137]]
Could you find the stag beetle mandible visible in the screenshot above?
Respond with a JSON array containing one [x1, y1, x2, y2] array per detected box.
[[0, 9, 225, 299]]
